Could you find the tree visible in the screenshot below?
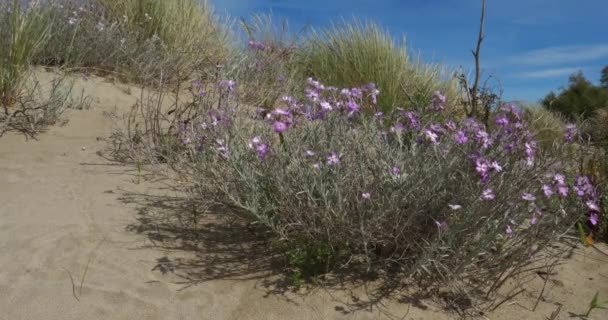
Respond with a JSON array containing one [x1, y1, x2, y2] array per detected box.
[[542, 71, 608, 120], [601, 65, 608, 90]]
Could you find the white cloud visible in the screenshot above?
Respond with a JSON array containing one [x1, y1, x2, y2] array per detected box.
[[513, 67, 580, 79], [515, 44, 608, 65]]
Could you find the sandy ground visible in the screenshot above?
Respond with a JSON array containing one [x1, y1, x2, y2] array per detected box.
[[0, 70, 607, 320]]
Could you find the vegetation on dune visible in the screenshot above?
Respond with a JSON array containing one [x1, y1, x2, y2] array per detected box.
[[298, 20, 456, 113], [2, 0, 607, 312], [0, 0, 51, 107]]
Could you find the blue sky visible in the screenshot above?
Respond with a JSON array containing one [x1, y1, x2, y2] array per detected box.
[[211, 0, 608, 102]]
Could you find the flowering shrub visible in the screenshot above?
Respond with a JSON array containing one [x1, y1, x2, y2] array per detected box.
[[126, 75, 597, 300]]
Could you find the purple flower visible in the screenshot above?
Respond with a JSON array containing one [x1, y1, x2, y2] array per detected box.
[[524, 142, 536, 166], [589, 213, 599, 226], [521, 193, 536, 201], [361, 192, 371, 200], [390, 166, 401, 177], [326, 153, 341, 166], [530, 212, 539, 225], [390, 122, 407, 133], [574, 176, 595, 198], [557, 185, 569, 197], [305, 89, 320, 102], [454, 130, 468, 144], [490, 161, 503, 172], [402, 112, 420, 129], [475, 158, 490, 181], [444, 120, 457, 131], [481, 188, 495, 201], [554, 174, 566, 186], [423, 129, 440, 145], [430, 91, 446, 111], [219, 80, 236, 92], [273, 121, 288, 133], [542, 184, 554, 198], [586, 200, 600, 212], [256, 142, 270, 159], [506, 225, 514, 238], [474, 129, 492, 149], [248, 136, 261, 149], [273, 108, 291, 117], [350, 87, 363, 98], [248, 40, 267, 51], [495, 115, 509, 128], [320, 101, 333, 111], [564, 123, 577, 143], [340, 88, 351, 98], [346, 100, 359, 115]]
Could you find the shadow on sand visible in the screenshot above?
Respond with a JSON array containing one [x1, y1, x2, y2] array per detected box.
[[116, 186, 444, 319]]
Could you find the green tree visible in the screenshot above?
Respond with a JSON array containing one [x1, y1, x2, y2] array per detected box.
[[601, 65, 608, 90], [542, 72, 608, 119]]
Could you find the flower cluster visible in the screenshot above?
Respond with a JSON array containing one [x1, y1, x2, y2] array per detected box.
[[181, 76, 599, 253], [248, 40, 267, 51]]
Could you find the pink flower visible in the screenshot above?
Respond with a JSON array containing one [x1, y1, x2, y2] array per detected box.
[[554, 173, 566, 186], [481, 189, 495, 201], [273, 121, 288, 133], [542, 184, 554, 198], [326, 153, 341, 166], [423, 129, 440, 145], [454, 130, 468, 144], [586, 200, 600, 212], [521, 193, 536, 201], [490, 161, 503, 172], [506, 225, 514, 238], [557, 185, 569, 197], [589, 213, 599, 226]]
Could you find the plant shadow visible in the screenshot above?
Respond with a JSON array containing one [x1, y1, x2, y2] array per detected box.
[[117, 187, 470, 318]]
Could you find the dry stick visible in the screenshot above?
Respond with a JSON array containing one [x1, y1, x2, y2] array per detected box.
[[548, 304, 562, 320], [489, 288, 525, 312], [63, 268, 80, 302], [470, 0, 486, 118], [533, 264, 553, 312]]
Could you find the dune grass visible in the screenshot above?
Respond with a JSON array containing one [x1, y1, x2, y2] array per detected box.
[[1, 0, 52, 107], [31, 0, 232, 85], [298, 20, 457, 112], [96, 0, 232, 65]]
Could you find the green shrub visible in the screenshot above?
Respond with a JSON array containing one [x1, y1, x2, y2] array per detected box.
[[542, 72, 608, 120], [297, 19, 456, 112]]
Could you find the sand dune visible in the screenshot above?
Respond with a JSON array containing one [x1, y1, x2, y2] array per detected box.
[[0, 70, 607, 319]]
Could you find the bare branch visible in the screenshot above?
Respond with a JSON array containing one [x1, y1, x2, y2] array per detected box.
[[470, 0, 486, 118]]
